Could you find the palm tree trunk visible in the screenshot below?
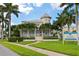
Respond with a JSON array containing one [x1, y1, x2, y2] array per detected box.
[[68, 25, 70, 33], [75, 4, 79, 45], [34, 28, 36, 40], [61, 25, 64, 40], [76, 15, 79, 45], [8, 15, 11, 38], [68, 25, 71, 41], [61, 26, 64, 44], [1, 21, 4, 39], [1, 12, 4, 39]]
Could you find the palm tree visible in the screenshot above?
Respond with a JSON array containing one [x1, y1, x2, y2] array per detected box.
[[0, 5, 6, 39], [55, 13, 67, 40], [11, 25, 20, 37], [17, 24, 25, 37], [60, 3, 79, 44], [64, 10, 75, 32], [60, 3, 79, 30], [55, 9, 75, 41], [4, 3, 19, 38], [60, 3, 78, 29]]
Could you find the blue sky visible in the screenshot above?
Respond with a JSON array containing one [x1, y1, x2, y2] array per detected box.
[[11, 3, 64, 25]]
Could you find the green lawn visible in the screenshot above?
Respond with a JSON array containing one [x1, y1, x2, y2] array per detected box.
[[0, 41, 46, 56], [17, 41, 35, 45], [31, 41, 79, 56]]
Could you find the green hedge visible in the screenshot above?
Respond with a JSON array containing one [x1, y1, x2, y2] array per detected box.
[[18, 37, 23, 42], [23, 37, 35, 39], [43, 36, 58, 39], [8, 37, 23, 42]]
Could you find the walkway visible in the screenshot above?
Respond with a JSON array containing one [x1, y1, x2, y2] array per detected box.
[[24, 45, 67, 56], [0, 44, 19, 56], [9, 42, 67, 56]]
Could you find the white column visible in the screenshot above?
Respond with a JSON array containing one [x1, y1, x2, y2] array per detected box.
[[42, 30, 43, 38], [28, 30, 29, 37], [49, 29, 50, 36], [19, 29, 22, 37]]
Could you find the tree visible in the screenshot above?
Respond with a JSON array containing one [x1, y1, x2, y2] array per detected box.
[[18, 23, 36, 30], [60, 9, 75, 32], [4, 3, 20, 38], [60, 3, 79, 29], [60, 3, 79, 44], [11, 25, 20, 37], [0, 5, 6, 39], [55, 13, 67, 40]]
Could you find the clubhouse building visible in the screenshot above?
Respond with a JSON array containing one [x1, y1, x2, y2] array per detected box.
[[19, 13, 53, 40]]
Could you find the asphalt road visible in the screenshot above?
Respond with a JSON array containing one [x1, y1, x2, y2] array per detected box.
[[0, 44, 19, 56]]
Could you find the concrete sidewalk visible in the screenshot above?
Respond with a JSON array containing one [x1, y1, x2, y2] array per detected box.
[[0, 44, 19, 56], [9, 43, 67, 56], [24, 45, 67, 56]]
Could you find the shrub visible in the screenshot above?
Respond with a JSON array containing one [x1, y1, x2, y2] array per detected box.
[[43, 36, 58, 39], [8, 37, 23, 42], [27, 36, 35, 39], [8, 37, 17, 42], [23, 36, 35, 39], [17, 37, 23, 42]]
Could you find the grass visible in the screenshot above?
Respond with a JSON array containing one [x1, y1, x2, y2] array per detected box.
[[17, 41, 35, 45], [0, 40, 46, 56], [31, 41, 79, 56]]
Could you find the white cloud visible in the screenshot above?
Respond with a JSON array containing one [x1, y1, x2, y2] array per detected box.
[[18, 4, 33, 15], [33, 3, 43, 7], [51, 3, 66, 10], [11, 22, 15, 25], [12, 3, 21, 5], [17, 3, 43, 15], [24, 7, 33, 14], [51, 3, 61, 8], [24, 3, 43, 7], [13, 3, 33, 15]]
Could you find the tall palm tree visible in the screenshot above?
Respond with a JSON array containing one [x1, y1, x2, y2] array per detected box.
[[55, 13, 67, 40], [0, 5, 6, 39], [55, 9, 75, 40], [60, 3, 79, 44], [64, 10, 75, 32], [60, 3, 78, 27], [4, 3, 19, 38]]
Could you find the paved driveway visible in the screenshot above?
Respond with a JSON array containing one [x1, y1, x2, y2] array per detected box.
[[0, 44, 19, 56]]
